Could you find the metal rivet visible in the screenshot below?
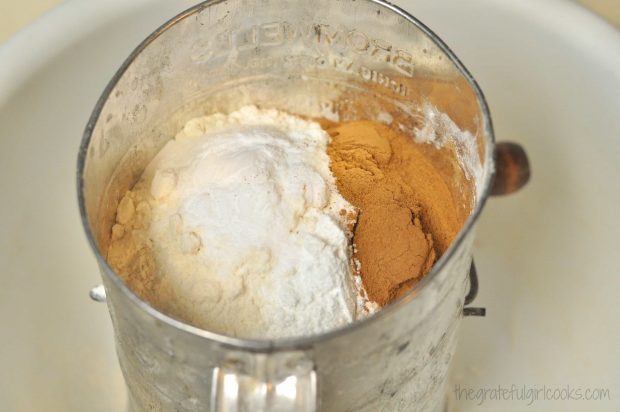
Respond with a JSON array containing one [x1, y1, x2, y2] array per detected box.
[[89, 284, 107, 302]]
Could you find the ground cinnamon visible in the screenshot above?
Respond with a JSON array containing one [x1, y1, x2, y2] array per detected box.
[[327, 120, 460, 305]]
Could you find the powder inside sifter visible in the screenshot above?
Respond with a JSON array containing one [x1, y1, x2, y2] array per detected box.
[[107, 106, 377, 339]]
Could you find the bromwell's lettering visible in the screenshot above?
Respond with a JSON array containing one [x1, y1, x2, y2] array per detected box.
[[205, 21, 417, 77]]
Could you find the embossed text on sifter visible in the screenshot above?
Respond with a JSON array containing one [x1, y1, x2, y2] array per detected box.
[[77, 0, 529, 411]]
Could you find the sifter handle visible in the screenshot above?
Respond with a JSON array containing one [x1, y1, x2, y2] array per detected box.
[[211, 351, 317, 412], [491, 142, 531, 196]]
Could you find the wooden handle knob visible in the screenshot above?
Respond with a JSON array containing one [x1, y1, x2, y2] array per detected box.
[[491, 142, 530, 196]]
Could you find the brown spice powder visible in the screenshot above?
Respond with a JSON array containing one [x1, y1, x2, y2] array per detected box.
[[327, 120, 460, 305]]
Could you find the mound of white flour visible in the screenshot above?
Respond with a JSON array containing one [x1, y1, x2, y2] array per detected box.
[[107, 106, 375, 338]]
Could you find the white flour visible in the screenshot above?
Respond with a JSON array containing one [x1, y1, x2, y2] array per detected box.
[[413, 103, 485, 200], [107, 106, 375, 339]]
